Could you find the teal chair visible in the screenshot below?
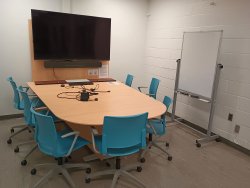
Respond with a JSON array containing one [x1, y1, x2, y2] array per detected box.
[[140, 96, 173, 162], [138, 77, 160, 99], [6, 77, 36, 144], [85, 112, 148, 188], [125, 74, 134, 87], [30, 108, 91, 188], [15, 86, 56, 166]]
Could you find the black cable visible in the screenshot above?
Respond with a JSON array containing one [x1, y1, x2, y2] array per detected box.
[[52, 68, 58, 80], [63, 84, 109, 93], [88, 84, 99, 92], [64, 85, 86, 90], [57, 91, 98, 100], [94, 90, 111, 93], [57, 92, 80, 99]]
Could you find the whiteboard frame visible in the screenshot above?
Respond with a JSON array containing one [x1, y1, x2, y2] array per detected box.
[[170, 30, 224, 147], [178, 30, 223, 100]]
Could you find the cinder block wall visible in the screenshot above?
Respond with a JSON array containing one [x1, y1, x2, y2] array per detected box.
[[145, 0, 250, 150]]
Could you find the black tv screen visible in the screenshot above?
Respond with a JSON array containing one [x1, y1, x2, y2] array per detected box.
[[31, 10, 111, 60]]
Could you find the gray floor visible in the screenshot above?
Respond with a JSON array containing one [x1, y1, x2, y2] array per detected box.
[[0, 118, 250, 188]]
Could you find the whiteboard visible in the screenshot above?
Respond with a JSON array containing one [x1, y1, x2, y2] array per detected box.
[[178, 31, 222, 99]]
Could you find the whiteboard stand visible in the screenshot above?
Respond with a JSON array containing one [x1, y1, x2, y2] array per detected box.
[[171, 60, 223, 147]]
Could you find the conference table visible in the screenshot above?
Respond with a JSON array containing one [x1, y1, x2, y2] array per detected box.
[[27, 81, 166, 157]]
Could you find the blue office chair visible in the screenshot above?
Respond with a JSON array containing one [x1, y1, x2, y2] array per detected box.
[[140, 96, 173, 162], [30, 108, 91, 188], [138, 77, 160, 99], [85, 112, 148, 188], [15, 86, 55, 166], [125, 74, 134, 87], [6, 77, 36, 144]]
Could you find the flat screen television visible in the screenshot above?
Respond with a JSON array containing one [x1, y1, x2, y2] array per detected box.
[[31, 9, 111, 60]]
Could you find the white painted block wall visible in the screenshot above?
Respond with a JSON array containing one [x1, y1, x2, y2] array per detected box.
[[146, 0, 250, 149], [71, 0, 148, 89], [0, 0, 62, 116]]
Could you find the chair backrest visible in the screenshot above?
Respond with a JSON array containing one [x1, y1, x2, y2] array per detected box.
[[102, 112, 148, 156], [31, 108, 59, 157], [125, 74, 134, 87], [17, 86, 33, 126], [6, 77, 22, 110], [163, 96, 172, 110], [149, 78, 160, 99], [161, 96, 173, 130]]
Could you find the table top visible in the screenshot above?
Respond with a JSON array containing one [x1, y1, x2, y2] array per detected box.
[[28, 82, 166, 126]]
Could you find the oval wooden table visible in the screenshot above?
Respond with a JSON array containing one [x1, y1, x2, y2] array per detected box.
[[28, 81, 166, 158]]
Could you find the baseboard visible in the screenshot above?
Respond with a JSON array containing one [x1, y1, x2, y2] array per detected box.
[[0, 114, 23, 120], [167, 112, 250, 156]]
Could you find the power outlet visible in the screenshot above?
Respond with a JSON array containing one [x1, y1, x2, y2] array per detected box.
[[228, 113, 233, 121], [234, 125, 240, 133], [88, 69, 93, 75], [88, 69, 98, 76], [92, 69, 98, 76]]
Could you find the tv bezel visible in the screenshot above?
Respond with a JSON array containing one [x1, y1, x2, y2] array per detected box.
[[31, 9, 111, 61]]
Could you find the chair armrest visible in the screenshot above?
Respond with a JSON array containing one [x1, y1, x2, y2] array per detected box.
[[146, 93, 155, 97], [138, 86, 148, 92], [28, 94, 37, 97], [147, 121, 157, 135], [90, 127, 100, 154], [61, 131, 79, 138], [61, 131, 80, 157], [22, 86, 29, 92], [33, 105, 50, 116], [34, 106, 48, 111], [23, 86, 37, 96]]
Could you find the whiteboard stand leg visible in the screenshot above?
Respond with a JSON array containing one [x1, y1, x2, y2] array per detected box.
[[196, 135, 219, 145], [195, 64, 223, 148], [171, 59, 181, 122]]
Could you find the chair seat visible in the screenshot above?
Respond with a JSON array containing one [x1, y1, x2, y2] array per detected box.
[[94, 135, 141, 157], [147, 119, 165, 136], [56, 131, 89, 158], [39, 129, 89, 158]]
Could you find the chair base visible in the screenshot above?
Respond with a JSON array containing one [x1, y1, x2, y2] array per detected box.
[[140, 140, 172, 161], [31, 160, 91, 188], [12, 127, 37, 166], [8, 125, 28, 141], [86, 158, 146, 188]]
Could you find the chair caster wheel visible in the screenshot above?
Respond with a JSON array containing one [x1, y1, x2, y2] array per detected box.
[[10, 128, 14, 133], [168, 156, 173, 161], [137, 166, 142, 172], [106, 162, 111, 167], [196, 143, 201, 148], [14, 147, 19, 153], [86, 168, 91, 174], [140, 158, 145, 163], [7, 138, 12, 144], [64, 158, 69, 163], [166, 142, 169, 147], [31, 168, 37, 175], [85, 178, 91, 183], [215, 137, 221, 142], [21, 160, 27, 166]]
